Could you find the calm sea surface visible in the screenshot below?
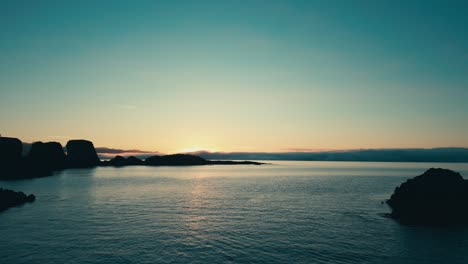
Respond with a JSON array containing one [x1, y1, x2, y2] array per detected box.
[[1, 161, 468, 264]]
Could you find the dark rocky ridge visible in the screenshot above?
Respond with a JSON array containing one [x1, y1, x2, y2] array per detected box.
[[66, 140, 100, 168], [28, 141, 67, 170], [102, 153, 263, 167], [0, 137, 22, 162], [145, 154, 208, 166], [0, 137, 23, 177], [1, 137, 262, 180], [0, 137, 101, 180], [103, 155, 145, 167], [387, 168, 468, 225], [0, 188, 35, 212], [127, 156, 145, 165]]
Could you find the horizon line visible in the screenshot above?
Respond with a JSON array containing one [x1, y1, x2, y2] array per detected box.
[[100, 146, 468, 156], [6, 137, 468, 155]]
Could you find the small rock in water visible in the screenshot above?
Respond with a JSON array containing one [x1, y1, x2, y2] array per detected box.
[[0, 188, 36, 212]]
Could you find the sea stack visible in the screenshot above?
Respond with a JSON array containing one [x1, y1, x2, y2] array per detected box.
[[0, 137, 23, 179], [28, 141, 67, 170], [387, 168, 468, 225], [0, 137, 22, 165], [66, 140, 100, 168]]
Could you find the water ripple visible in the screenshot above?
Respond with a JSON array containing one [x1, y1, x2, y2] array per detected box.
[[1, 161, 468, 263]]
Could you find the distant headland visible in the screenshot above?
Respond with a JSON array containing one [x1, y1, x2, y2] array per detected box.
[[0, 137, 263, 180], [192, 149, 468, 163]]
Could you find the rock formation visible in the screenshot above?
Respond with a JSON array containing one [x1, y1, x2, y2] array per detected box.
[[103, 156, 144, 167], [109, 155, 127, 166], [0, 188, 35, 212], [208, 160, 263, 165], [126, 156, 144, 165], [66, 140, 100, 168], [144, 154, 263, 166], [28, 141, 67, 170], [145, 154, 209, 166], [1, 136, 261, 180], [103, 154, 262, 167], [387, 168, 468, 225], [0, 137, 22, 163], [0, 137, 23, 179]]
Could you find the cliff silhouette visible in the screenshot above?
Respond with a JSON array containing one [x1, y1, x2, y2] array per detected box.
[[0, 137, 262, 180]]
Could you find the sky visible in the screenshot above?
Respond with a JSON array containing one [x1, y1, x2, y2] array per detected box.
[[0, 0, 467, 153]]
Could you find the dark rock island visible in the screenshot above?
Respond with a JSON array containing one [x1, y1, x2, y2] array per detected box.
[[102, 153, 262, 167], [0, 136, 263, 180], [0, 188, 35, 212], [27, 141, 67, 172], [387, 168, 468, 225], [66, 140, 101, 168]]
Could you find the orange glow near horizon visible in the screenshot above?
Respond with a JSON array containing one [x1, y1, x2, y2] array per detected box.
[[176, 146, 218, 154], [6, 132, 468, 155], [1, 1, 468, 154]]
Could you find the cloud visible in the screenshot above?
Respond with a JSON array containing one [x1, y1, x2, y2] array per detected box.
[[96, 147, 161, 160], [285, 148, 332, 152], [95, 147, 158, 154]]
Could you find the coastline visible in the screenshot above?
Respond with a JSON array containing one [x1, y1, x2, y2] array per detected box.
[[0, 137, 263, 181]]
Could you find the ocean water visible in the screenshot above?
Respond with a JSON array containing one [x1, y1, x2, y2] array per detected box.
[[1, 161, 468, 264]]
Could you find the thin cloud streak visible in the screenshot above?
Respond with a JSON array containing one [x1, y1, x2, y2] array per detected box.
[[95, 147, 158, 154]]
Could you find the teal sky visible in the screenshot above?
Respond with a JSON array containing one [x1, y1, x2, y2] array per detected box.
[[1, 0, 467, 153]]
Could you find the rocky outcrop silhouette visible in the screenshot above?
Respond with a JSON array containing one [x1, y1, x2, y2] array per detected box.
[[0, 138, 68, 179], [1, 137, 100, 179], [0, 137, 22, 162], [0, 137, 23, 179], [66, 140, 100, 168], [108, 155, 127, 166], [1, 136, 262, 180], [103, 156, 145, 167], [102, 154, 262, 167], [144, 154, 263, 166], [0, 136, 263, 212], [387, 168, 468, 225], [208, 160, 263, 165], [126, 156, 144, 165], [145, 154, 209, 166], [27, 141, 67, 170], [0, 188, 35, 212]]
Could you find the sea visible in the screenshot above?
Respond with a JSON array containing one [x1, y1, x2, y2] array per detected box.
[[1, 161, 468, 264]]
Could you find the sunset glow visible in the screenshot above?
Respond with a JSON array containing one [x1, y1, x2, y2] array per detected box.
[[1, 2, 468, 263], [0, 1, 467, 153], [178, 147, 216, 154]]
